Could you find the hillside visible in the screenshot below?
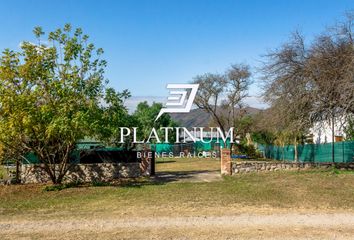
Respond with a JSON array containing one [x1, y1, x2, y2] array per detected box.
[[169, 107, 262, 128]]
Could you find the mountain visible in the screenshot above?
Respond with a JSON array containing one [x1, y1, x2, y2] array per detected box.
[[169, 107, 262, 128]]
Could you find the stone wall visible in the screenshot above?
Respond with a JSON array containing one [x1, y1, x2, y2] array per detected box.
[[20, 163, 142, 184], [232, 161, 354, 174]]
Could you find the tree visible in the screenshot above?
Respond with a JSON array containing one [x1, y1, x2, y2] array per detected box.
[[234, 115, 254, 140], [261, 32, 315, 161], [96, 87, 133, 148], [306, 14, 354, 161], [344, 117, 354, 140], [262, 13, 354, 162], [193, 73, 227, 133], [192, 64, 252, 151], [251, 106, 303, 160], [225, 64, 252, 126], [133, 101, 178, 143], [0, 24, 128, 184], [251, 110, 277, 146]]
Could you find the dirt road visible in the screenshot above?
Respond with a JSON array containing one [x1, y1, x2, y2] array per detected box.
[[155, 170, 222, 183], [1, 213, 354, 239]]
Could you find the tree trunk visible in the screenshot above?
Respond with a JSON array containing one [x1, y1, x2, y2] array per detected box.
[[294, 137, 298, 162], [16, 160, 20, 183], [229, 142, 234, 155]]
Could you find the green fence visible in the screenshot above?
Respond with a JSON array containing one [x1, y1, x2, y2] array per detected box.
[[151, 138, 231, 154], [20, 139, 232, 164], [257, 141, 354, 163]]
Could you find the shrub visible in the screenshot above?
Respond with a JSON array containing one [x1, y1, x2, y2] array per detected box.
[[237, 144, 261, 158]]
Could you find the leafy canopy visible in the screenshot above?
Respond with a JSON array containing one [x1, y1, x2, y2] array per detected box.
[[0, 24, 129, 183]]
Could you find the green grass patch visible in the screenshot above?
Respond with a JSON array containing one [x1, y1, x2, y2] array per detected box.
[[1, 158, 354, 219], [1, 170, 354, 218]]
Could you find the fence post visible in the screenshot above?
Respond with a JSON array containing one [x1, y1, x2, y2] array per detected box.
[[150, 151, 155, 176], [221, 148, 232, 175]]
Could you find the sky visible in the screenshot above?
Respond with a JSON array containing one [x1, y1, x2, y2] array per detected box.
[[0, 0, 353, 111]]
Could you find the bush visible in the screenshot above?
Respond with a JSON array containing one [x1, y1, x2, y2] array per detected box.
[[237, 144, 261, 158]]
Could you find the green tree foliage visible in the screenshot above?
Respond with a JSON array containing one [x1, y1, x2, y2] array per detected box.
[[133, 101, 178, 143], [96, 87, 133, 147], [251, 131, 275, 146], [0, 24, 129, 183]]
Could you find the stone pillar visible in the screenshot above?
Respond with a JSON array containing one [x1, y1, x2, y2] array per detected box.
[[221, 148, 232, 175], [140, 148, 153, 176]]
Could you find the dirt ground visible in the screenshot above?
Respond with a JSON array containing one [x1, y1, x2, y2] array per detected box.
[[1, 213, 354, 239], [155, 169, 222, 182]]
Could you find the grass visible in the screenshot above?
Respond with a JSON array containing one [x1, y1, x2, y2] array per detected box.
[[1, 157, 354, 220]]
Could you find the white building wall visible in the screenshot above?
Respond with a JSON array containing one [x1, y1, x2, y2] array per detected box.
[[310, 118, 347, 144]]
